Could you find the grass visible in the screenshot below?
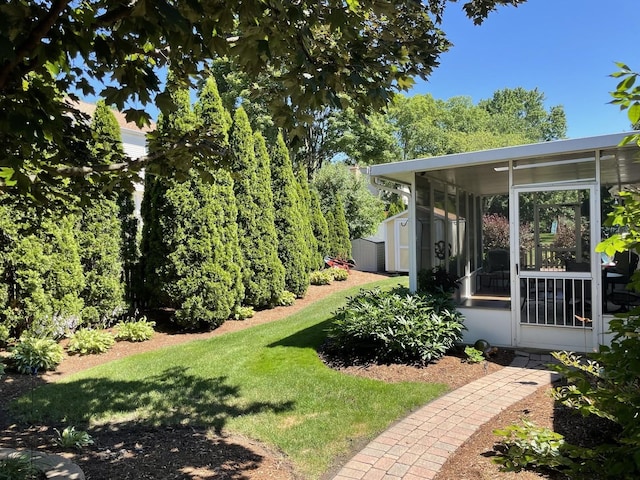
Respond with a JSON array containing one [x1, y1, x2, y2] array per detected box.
[[13, 276, 448, 478]]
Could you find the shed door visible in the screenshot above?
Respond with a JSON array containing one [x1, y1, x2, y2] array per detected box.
[[513, 185, 598, 351], [395, 218, 410, 272]]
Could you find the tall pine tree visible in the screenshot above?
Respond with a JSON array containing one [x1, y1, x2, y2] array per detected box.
[[309, 187, 330, 266], [270, 133, 310, 297], [329, 194, 352, 260], [228, 116, 284, 307], [296, 167, 322, 271], [141, 78, 243, 328], [81, 100, 127, 323]]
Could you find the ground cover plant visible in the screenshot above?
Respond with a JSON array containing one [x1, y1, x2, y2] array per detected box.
[[10, 277, 446, 479]]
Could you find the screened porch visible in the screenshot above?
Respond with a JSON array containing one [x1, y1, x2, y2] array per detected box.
[[370, 132, 640, 351]]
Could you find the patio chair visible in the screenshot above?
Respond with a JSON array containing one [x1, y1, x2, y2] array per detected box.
[[486, 249, 510, 290]]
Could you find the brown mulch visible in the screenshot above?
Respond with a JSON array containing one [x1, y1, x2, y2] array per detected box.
[[0, 272, 604, 480]]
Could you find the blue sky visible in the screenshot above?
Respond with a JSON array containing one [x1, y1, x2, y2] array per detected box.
[[410, 0, 638, 138]]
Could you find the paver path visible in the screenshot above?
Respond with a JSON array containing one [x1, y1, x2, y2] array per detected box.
[[332, 351, 559, 480]]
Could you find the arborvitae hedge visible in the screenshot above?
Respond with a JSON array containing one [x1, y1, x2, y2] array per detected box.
[[141, 79, 243, 328], [230, 113, 285, 307], [0, 206, 85, 338], [330, 195, 352, 260], [270, 133, 310, 297], [309, 187, 331, 266], [296, 168, 322, 271], [82, 101, 127, 323]]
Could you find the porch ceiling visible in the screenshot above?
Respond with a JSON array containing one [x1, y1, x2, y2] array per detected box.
[[369, 132, 640, 196]]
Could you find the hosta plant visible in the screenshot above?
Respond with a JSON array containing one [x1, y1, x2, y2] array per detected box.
[[278, 291, 296, 306], [464, 346, 485, 363], [327, 286, 465, 364], [309, 270, 333, 285], [328, 267, 349, 281], [115, 317, 156, 342], [232, 306, 255, 320], [54, 426, 94, 450], [11, 336, 64, 374], [67, 328, 115, 355]]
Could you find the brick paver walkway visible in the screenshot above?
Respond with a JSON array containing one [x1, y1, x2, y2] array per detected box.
[[331, 351, 559, 480]]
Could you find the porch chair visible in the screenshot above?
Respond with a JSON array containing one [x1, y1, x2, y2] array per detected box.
[[486, 249, 510, 290], [606, 250, 639, 292]]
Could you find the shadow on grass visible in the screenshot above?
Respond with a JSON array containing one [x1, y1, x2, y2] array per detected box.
[[11, 366, 294, 433], [267, 318, 333, 350]]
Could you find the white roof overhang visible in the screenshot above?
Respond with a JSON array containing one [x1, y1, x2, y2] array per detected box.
[[368, 132, 640, 196]]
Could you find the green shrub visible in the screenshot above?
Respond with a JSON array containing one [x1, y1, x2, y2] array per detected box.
[[417, 266, 461, 294], [54, 426, 94, 450], [115, 317, 156, 342], [327, 286, 466, 364], [328, 267, 349, 281], [0, 360, 4, 378], [0, 453, 41, 480], [309, 270, 333, 285], [492, 312, 640, 479], [81, 306, 100, 327], [232, 306, 255, 320], [0, 324, 9, 345], [11, 336, 64, 374], [67, 328, 114, 355], [278, 291, 296, 306], [464, 346, 485, 363], [493, 419, 575, 473]]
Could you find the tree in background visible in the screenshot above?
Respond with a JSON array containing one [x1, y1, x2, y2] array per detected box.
[[478, 87, 566, 141], [328, 195, 352, 260], [271, 133, 310, 297], [296, 168, 322, 271], [325, 108, 401, 166], [230, 104, 284, 308], [312, 163, 385, 240], [309, 186, 331, 267]]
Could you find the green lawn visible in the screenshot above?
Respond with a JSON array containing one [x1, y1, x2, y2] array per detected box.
[[14, 276, 447, 478]]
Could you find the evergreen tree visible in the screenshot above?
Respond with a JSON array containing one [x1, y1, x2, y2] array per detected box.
[[309, 187, 331, 265], [80, 100, 127, 323], [141, 78, 243, 328], [331, 195, 352, 260], [227, 127, 286, 307], [270, 133, 310, 297], [296, 167, 321, 271], [0, 206, 85, 338]]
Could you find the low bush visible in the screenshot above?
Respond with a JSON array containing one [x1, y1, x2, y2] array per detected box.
[[327, 286, 465, 364], [0, 324, 10, 346], [328, 267, 349, 281], [115, 317, 156, 342], [310, 270, 333, 285], [493, 311, 640, 479], [464, 346, 485, 363], [232, 306, 255, 320], [0, 360, 4, 378], [278, 291, 296, 306], [67, 328, 115, 355], [11, 336, 64, 374]]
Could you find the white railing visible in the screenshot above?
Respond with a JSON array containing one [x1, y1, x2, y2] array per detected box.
[[520, 274, 592, 328]]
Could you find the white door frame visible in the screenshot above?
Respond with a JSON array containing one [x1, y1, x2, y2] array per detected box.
[[510, 183, 600, 351]]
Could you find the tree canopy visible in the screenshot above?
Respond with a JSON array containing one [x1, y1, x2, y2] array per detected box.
[[0, 0, 526, 200]]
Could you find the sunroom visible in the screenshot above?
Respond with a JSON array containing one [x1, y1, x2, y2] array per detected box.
[[368, 132, 640, 352]]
